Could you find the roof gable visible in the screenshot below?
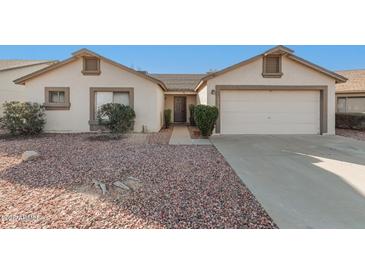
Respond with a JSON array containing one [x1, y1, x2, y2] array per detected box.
[[263, 45, 294, 55], [14, 48, 167, 90], [196, 45, 347, 90]]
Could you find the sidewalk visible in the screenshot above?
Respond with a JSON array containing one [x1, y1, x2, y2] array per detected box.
[[169, 126, 211, 145]]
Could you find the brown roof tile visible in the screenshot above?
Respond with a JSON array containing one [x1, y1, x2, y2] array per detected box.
[[0, 60, 55, 71], [336, 70, 365, 93], [151, 74, 206, 91]]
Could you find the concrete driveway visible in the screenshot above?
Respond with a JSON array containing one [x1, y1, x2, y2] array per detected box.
[[211, 135, 365, 228]]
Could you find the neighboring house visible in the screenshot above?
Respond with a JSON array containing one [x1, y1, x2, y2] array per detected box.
[[335, 70, 365, 113], [14, 46, 346, 134], [0, 60, 56, 113]]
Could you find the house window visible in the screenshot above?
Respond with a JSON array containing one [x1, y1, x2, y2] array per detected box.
[[82, 57, 100, 75], [337, 97, 347, 112], [49, 91, 65, 103], [95, 91, 130, 114], [337, 96, 365, 113], [90, 88, 134, 124], [262, 55, 282, 78], [44, 87, 70, 110]]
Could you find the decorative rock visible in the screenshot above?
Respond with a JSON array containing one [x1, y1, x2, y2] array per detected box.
[[113, 181, 130, 191], [122, 177, 143, 191], [92, 179, 108, 195], [21, 151, 40, 162]]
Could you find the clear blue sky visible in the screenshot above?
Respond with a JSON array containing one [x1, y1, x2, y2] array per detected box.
[[0, 45, 364, 73]]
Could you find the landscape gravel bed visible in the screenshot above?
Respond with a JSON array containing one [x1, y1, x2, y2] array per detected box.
[[336, 128, 365, 141], [0, 132, 276, 228]]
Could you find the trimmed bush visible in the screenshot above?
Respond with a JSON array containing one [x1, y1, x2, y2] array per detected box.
[[336, 113, 365, 130], [164, 109, 172, 128], [97, 103, 135, 134], [189, 104, 196, 126], [0, 101, 46, 135], [194, 105, 219, 137]]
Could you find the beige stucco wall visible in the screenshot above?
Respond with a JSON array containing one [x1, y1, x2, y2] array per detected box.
[[205, 55, 337, 134], [197, 85, 207, 105], [0, 64, 51, 114], [164, 94, 197, 123], [156, 86, 165, 131], [22, 58, 164, 132]]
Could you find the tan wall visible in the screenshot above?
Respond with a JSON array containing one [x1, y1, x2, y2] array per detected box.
[[0, 64, 51, 114], [156, 87, 165, 130], [206, 55, 337, 134], [164, 94, 196, 123], [197, 85, 207, 105], [23, 58, 164, 132]]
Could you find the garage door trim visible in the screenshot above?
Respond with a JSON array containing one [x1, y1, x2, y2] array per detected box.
[[215, 85, 328, 134]]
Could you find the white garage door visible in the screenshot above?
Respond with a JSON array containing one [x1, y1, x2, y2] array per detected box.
[[220, 90, 320, 134]]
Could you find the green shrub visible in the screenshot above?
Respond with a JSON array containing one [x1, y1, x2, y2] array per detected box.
[[194, 105, 219, 137], [164, 109, 172, 128], [97, 103, 135, 134], [0, 101, 46, 135], [336, 113, 365, 130], [189, 104, 196, 126]]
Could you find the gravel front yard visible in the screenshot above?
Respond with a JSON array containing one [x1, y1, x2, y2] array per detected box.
[[0, 131, 276, 228], [336, 128, 365, 141]]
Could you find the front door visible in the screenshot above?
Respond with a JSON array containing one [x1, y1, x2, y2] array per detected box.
[[174, 96, 187, 122]]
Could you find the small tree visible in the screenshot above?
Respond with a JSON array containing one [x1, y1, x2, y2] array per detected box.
[[97, 103, 135, 134], [189, 104, 196, 126], [194, 105, 219, 137], [164, 109, 172, 128], [0, 101, 46, 135]]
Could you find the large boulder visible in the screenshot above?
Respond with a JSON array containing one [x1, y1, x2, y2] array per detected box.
[[21, 151, 40, 162]]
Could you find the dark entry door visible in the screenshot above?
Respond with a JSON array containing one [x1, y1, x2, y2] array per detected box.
[[174, 96, 186, 122]]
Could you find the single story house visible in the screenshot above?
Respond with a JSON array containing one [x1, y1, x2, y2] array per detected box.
[[0, 60, 56, 113], [12, 46, 347, 134], [335, 70, 365, 113]]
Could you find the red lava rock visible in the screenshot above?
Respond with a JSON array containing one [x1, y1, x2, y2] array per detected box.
[[0, 130, 276, 229]]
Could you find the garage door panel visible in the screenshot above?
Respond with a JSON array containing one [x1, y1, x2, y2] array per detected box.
[[222, 112, 319, 124], [222, 90, 319, 101], [220, 90, 320, 134], [222, 101, 319, 113]]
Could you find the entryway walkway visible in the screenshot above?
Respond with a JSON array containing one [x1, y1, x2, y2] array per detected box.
[[169, 125, 211, 145]]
